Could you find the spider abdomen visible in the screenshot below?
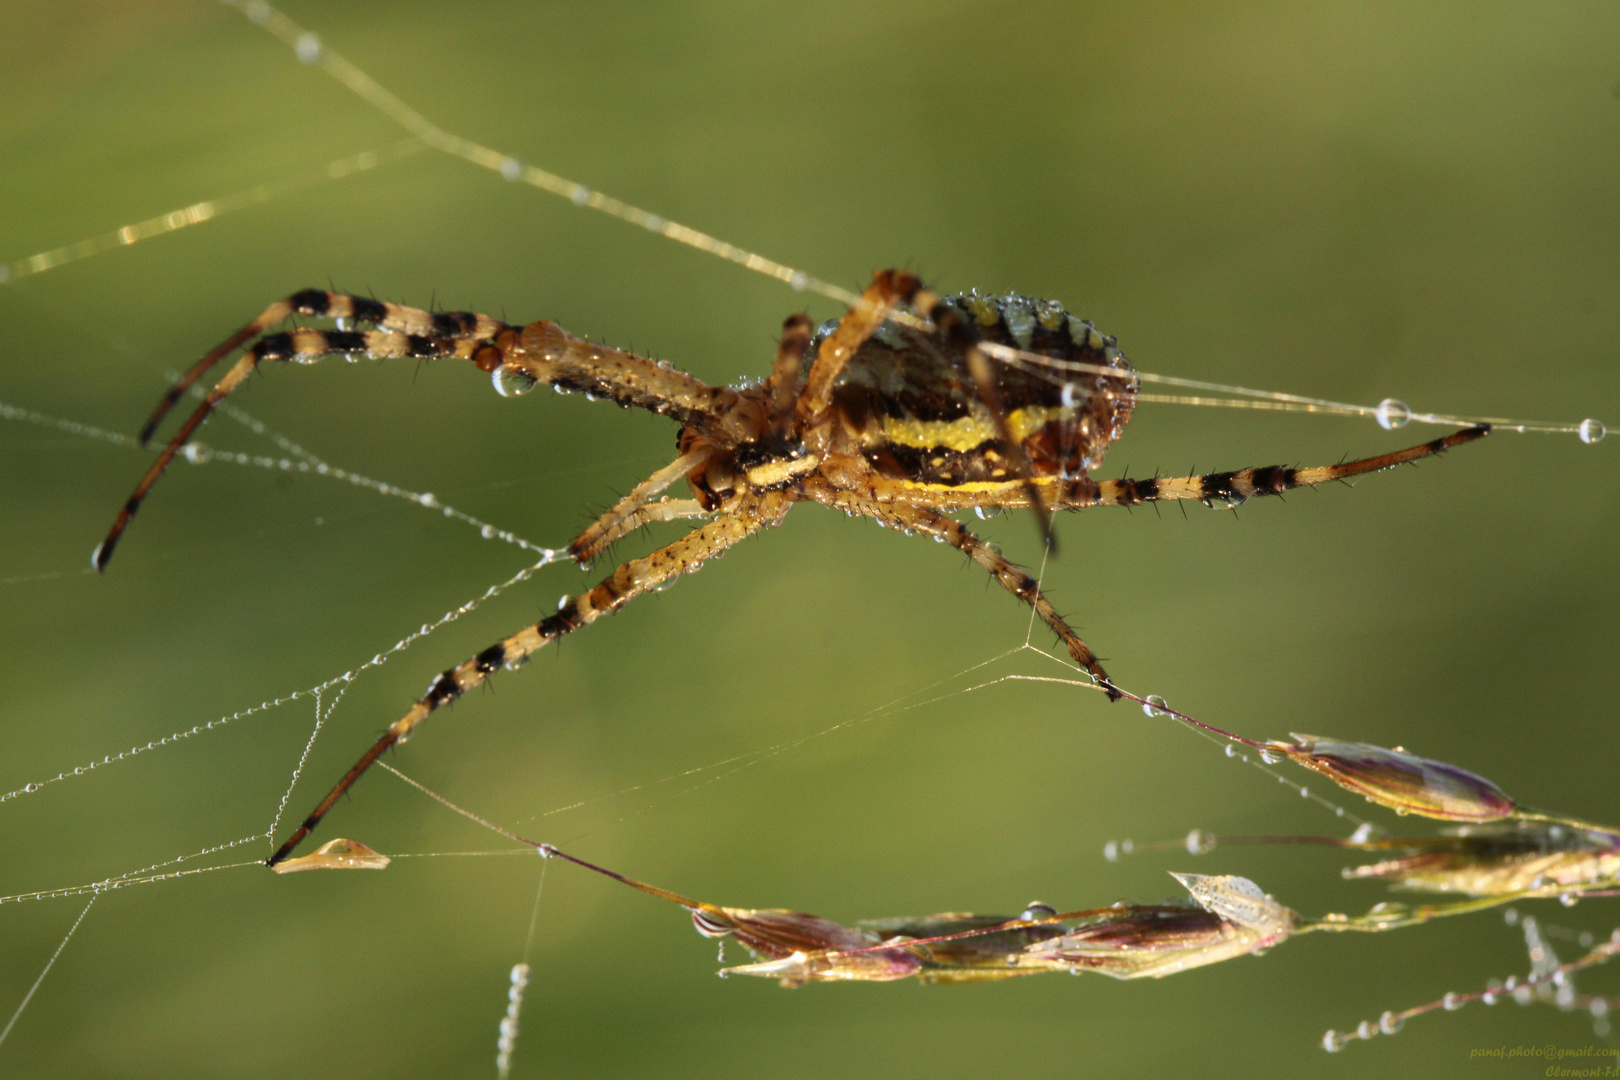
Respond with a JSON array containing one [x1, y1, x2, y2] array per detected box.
[[811, 292, 1138, 491]]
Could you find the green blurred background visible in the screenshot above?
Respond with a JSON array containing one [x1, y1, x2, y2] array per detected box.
[[2, 1, 1618, 1076]]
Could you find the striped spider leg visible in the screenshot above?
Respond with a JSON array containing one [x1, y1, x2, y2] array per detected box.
[[96, 271, 1490, 864]]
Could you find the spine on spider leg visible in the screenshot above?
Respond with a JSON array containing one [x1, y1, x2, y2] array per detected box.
[[1084, 425, 1491, 510]]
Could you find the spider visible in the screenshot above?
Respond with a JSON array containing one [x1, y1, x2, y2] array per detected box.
[[92, 269, 1488, 866]]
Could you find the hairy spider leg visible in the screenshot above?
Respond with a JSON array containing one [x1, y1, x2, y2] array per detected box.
[[95, 323, 501, 571], [569, 450, 713, 565], [566, 308, 824, 566], [139, 289, 506, 444], [795, 270, 924, 429], [849, 425, 1490, 516], [1061, 425, 1492, 510], [801, 480, 1118, 697], [95, 296, 738, 571], [266, 490, 793, 866], [766, 313, 813, 438]]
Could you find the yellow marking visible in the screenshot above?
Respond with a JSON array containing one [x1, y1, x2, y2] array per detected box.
[[745, 455, 821, 488], [967, 296, 1000, 326], [897, 478, 1058, 496], [880, 405, 1069, 452]]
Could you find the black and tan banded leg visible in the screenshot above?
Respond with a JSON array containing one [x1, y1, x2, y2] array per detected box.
[[95, 322, 503, 571], [140, 289, 507, 444], [97, 293, 741, 571], [1069, 425, 1492, 511], [265, 490, 793, 866], [804, 484, 1118, 699]]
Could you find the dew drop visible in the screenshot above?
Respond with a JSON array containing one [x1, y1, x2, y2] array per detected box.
[[1355, 1020, 1375, 1041], [492, 366, 539, 398], [481, 525, 495, 539], [1378, 1011, 1403, 1035], [1141, 694, 1168, 718], [1103, 841, 1119, 862], [501, 157, 522, 181], [974, 507, 987, 519], [1560, 892, 1580, 907], [294, 31, 321, 64], [1375, 398, 1412, 430], [1350, 823, 1376, 845], [1321, 1030, 1345, 1053], [1483, 981, 1500, 1004], [1258, 748, 1280, 765], [1020, 902, 1057, 921], [1579, 418, 1606, 444], [1224, 744, 1236, 758], [1442, 992, 1464, 1011]]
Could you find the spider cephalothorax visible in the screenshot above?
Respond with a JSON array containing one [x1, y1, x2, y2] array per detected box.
[[93, 269, 1486, 865]]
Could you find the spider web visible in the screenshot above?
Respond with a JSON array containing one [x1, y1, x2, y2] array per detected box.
[[1, 3, 1616, 1078]]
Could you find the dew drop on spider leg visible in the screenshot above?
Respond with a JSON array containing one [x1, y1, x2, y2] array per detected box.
[[1141, 695, 1169, 718], [1375, 398, 1412, 430], [492, 366, 539, 398], [1579, 418, 1606, 444]]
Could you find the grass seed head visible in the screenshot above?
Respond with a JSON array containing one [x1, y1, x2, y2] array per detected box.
[[1276, 735, 1515, 823]]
